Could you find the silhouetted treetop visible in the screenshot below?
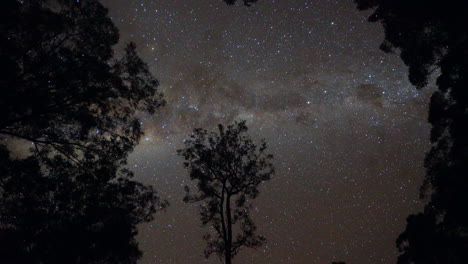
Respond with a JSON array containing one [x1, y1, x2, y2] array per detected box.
[[1, 0, 165, 167], [178, 121, 273, 264], [354, 0, 468, 88], [355, 1, 468, 264], [0, 1, 167, 263]]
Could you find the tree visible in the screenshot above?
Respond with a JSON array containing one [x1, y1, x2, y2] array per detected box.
[[0, 0, 166, 263], [354, 1, 468, 263], [0, 145, 165, 264], [1, 0, 164, 163], [178, 121, 274, 264]]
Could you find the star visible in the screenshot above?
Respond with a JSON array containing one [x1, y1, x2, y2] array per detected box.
[[100, 1, 431, 263]]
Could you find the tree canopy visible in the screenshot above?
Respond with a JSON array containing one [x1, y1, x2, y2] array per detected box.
[[354, 0, 467, 88], [0, 0, 166, 263], [178, 121, 274, 264], [1, 0, 164, 163], [354, 1, 468, 263]]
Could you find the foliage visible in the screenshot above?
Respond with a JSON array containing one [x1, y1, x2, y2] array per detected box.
[[354, 0, 467, 88], [178, 121, 273, 264], [0, 146, 163, 264], [355, 1, 468, 263], [1, 0, 164, 164], [0, 0, 167, 263]]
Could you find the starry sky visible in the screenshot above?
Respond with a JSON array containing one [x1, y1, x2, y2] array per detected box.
[[100, 1, 434, 263]]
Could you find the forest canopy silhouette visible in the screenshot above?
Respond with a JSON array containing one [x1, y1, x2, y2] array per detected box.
[[1, 0, 166, 263], [1, 0, 467, 263], [353, 0, 468, 263]]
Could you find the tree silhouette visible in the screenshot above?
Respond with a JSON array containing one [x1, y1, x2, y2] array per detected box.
[[178, 121, 274, 264], [354, 1, 468, 263], [0, 146, 165, 264], [0, 0, 166, 263], [1, 0, 164, 163]]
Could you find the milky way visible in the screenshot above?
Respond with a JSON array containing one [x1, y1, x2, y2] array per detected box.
[[100, 1, 433, 263]]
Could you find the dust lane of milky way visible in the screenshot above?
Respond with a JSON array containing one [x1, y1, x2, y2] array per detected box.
[[100, 1, 433, 263]]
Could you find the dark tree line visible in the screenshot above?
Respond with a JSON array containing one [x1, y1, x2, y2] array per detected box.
[[1, 0, 167, 263], [354, 1, 468, 263], [178, 121, 274, 264]]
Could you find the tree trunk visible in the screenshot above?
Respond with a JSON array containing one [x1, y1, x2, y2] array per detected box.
[[225, 255, 232, 264], [225, 195, 233, 264]]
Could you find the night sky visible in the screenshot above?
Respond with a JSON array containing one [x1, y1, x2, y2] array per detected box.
[[100, 1, 433, 263]]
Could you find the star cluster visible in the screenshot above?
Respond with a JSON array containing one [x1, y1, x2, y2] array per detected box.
[[101, 1, 433, 263]]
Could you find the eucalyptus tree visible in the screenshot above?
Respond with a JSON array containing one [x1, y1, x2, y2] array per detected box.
[[178, 121, 274, 264]]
